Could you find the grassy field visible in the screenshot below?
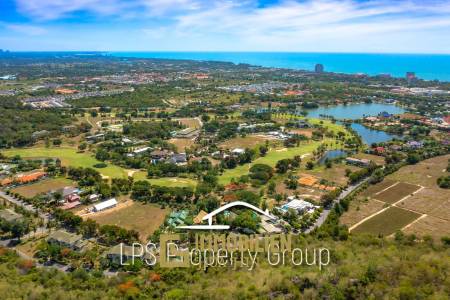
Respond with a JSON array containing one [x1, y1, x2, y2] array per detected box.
[[218, 141, 322, 185], [272, 113, 351, 136], [176, 117, 201, 129], [133, 171, 197, 188], [352, 206, 421, 236], [353, 153, 385, 165], [386, 154, 450, 188], [11, 178, 74, 198], [87, 201, 170, 241], [361, 179, 397, 197], [168, 138, 196, 151], [402, 215, 450, 239], [340, 198, 386, 228], [1, 147, 128, 178], [344, 155, 450, 238], [373, 182, 421, 204], [303, 163, 360, 186]]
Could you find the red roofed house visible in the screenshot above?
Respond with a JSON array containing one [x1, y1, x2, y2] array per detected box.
[[375, 146, 385, 154]]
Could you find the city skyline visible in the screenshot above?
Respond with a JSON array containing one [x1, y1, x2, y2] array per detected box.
[[1, 0, 450, 54]]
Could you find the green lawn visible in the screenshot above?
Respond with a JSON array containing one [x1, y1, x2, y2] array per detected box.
[[1, 147, 128, 178], [272, 113, 351, 136], [133, 171, 198, 188], [218, 141, 322, 185]]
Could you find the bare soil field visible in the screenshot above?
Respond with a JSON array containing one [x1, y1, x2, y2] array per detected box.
[[219, 135, 269, 150], [351, 206, 421, 236], [169, 138, 196, 151], [87, 201, 170, 241], [373, 182, 421, 204], [396, 187, 450, 216], [11, 178, 74, 198], [402, 215, 450, 239], [353, 153, 385, 165], [360, 179, 397, 197], [286, 128, 313, 138], [386, 154, 450, 188], [340, 198, 386, 228], [176, 118, 201, 129]]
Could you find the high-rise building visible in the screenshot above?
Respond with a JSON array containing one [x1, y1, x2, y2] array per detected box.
[[315, 64, 324, 73], [406, 72, 416, 83]]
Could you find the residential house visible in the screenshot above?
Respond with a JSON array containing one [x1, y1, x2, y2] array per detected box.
[[47, 230, 85, 251], [277, 197, 319, 215], [105, 243, 152, 264], [150, 149, 171, 163], [231, 148, 245, 155], [345, 157, 371, 167], [405, 141, 424, 149], [85, 133, 105, 143], [169, 153, 187, 165], [193, 210, 208, 224], [31, 130, 50, 140]]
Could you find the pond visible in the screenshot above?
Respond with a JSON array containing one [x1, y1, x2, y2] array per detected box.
[[305, 103, 405, 120], [318, 150, 348, 164]]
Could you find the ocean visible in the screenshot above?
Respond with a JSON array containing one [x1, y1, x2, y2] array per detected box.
[[109, 52, 450, 82]]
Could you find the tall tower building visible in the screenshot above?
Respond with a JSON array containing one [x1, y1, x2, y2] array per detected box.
[[315, 64, 324, 73]]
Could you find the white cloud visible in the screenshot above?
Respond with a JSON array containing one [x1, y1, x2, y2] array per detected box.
[[8, 0, 450, 52], [6, 24, 47, 35]]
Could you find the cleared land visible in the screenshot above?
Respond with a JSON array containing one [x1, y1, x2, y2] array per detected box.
[[340, 198, 386, 227], [286, 128, 313, 138], [169, 138, 196, 151], [352, 206, 421, 236], [304, 163, 360, 186], [11, 178, 74, 198], [133, 171, 197, 188], [219, 135, 270, 150], [87, 201, 170, 241], [347, 155, 450, 238], [176, 117, 201, 129], [386, 154, 450, 188], [1, 147, 128, 178], [353, 153, 385, 165], [360, 179, 397, 197], [373, 182, 421, 204], [402, 215, 450, 239]]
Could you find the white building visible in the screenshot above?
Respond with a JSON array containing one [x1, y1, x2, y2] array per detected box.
[[93, 198, 118, 212], [278, 197, 318, 214], [231, 148, 245, 155]]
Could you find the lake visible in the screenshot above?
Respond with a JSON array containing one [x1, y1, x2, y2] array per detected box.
[[305, 103, 405, 120], [350, 123, 401, 145], [303, 103, 404, 144]]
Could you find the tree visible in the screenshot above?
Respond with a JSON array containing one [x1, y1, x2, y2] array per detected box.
[[78, 142, 87, 151], [259, 145, 268, 157], [235, 190, 260, 207], [232, 211, 260, 232], [306, 161, 314, 170], [406, 153, 420, 164]]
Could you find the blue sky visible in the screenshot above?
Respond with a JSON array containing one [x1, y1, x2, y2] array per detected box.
[[0, 0, 450, 53]]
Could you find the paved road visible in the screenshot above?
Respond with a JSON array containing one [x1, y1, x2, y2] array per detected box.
[[0, 190, 49, 221], [305, 177, 370, 233]]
